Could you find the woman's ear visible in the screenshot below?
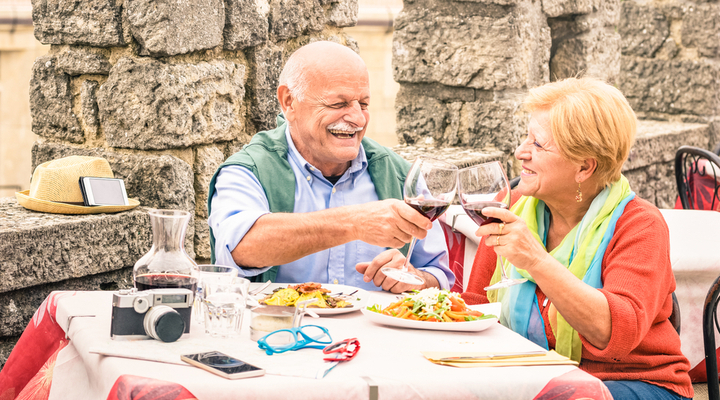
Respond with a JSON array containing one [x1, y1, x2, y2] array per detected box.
[[577, 158, 598, 183]]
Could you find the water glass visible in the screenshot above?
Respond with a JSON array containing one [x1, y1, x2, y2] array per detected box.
[[192, 265, 238, 325], [203, 278, 250, 338]]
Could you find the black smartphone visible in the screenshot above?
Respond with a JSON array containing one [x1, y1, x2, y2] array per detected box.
[[79, 177, 129, 206], [180, 351, 265, 380]]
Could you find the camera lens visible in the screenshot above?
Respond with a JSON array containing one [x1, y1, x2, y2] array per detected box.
[[143, 305, 185, 343]]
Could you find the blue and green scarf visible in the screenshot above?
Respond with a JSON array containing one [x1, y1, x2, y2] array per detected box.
[[487, 175, 635, 362]]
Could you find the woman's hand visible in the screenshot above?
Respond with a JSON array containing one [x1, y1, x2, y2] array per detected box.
[[474, 206, 550, 273]]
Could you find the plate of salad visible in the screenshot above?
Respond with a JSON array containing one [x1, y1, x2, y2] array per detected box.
[[361, 288, 500, 332]]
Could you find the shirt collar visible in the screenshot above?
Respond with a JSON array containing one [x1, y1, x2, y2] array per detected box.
[[285, 125, 368, 184]]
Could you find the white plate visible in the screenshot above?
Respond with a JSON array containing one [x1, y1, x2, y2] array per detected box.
[[253, 283, 368, 316], [361, 299, 501, 332]]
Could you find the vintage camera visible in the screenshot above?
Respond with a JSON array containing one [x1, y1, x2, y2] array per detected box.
[[111, 288, 193, 343]]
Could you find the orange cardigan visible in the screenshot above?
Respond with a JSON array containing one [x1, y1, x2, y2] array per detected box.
[[461, 196, 693, 398]]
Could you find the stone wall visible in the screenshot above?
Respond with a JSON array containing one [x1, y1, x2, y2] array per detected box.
[[0, 0, 360, 370], [392, 0, 719, 203], [28, 0, 360, 262]]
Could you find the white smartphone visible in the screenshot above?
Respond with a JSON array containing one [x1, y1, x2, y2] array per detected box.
[[79, 177, 129, 206], [180, 351, 265, 380]]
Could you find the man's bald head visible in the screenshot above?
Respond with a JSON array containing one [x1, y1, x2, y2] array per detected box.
[[278, 41, 366, 102]]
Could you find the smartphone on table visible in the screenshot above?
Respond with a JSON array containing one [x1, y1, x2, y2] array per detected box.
[[180, 351, 265, 380]]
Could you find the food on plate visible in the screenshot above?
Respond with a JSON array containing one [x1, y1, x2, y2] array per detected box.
[[366, 288, 496, 322], [260, 282, 352, 309]]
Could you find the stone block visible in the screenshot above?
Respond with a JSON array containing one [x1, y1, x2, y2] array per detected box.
[[393, 144, 508, 169], [55, 48, 112, 76], [624, 120, 710, 170], [194, 145, 225, 219], [223, 0, 270, 50], [32, 142, 196, 213], [29, 55, 84, 144], [0, 197, 150, 293], [395, 85, 525, 151], [327, 0, 358, 28], [32, 0, 125, 46], [98, 57, 246, 150], [247, 44, 284, 132], [269, 0, 325, 40], [0, 267, 133, 337], [194, 218, 212, 260], [392, 1, 550, 90], [126, 0, 224, 56], [620, 57, 720, 116], [619, 1, 669, 57], [551, 29, 621, 82], [81, 80, 100, 138], [681, 3, 720, 58], [624, 162, 676, 209], [542, 0, 594, 18]]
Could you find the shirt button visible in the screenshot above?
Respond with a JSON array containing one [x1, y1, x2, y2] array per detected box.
[[309, 167, 315, 171], [306, 176, 311, 181], [332, 187, 336, 194], [333, 279, 339, 284]]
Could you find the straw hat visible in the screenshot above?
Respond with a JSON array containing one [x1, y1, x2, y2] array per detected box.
[[15, 156, 140, 215]]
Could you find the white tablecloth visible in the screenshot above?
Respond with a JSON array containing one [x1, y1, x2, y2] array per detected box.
[[47, 288, 596, 400]]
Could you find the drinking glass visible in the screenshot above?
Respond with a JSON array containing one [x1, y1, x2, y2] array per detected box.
[[457, 161, 527, 290], [192, 265, 238, 325], [381, 156, 459, 286], [203, 277, 250, 338]]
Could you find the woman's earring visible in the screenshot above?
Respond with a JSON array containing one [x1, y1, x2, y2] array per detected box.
[[575, 182, 583, 203]]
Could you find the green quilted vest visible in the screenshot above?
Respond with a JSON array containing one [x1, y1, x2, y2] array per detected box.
[[207, 115, 411, 282]]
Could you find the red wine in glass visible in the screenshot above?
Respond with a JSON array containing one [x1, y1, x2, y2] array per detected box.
[[462, 201, 509, 226], [135, 274, 198, 292], [405, 199, 451, 222]]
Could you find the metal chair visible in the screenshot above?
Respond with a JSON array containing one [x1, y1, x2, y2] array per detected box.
[[703, 277, 720, 400], [675, 146, 720, 211]]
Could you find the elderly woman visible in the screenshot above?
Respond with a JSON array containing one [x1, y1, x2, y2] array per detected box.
[[462, 78, 692, 399]]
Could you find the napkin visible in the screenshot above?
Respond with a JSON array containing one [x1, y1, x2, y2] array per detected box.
[[422, 350, 578, 368]]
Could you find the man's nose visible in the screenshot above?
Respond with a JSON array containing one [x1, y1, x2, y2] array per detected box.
[[343, 101, 366, 126]]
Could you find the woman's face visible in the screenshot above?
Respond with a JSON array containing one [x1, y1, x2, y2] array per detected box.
[[514, 111, 581, 203]]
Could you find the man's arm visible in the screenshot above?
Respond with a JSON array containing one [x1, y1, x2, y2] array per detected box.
[[209, 166, 432, 269]]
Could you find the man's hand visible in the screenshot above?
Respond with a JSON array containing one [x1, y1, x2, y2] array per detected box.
[[352, 199, 432, 249], [355, 249, 439, 293]]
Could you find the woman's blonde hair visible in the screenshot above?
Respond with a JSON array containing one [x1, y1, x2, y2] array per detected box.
[[524, 77, 637, 187]]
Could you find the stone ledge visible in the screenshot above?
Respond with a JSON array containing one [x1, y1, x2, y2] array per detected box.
[[0, 267, 133, 337], [0, 198, 151, 293], [393, 144, 507, 168], [624, 120, 710, 171]]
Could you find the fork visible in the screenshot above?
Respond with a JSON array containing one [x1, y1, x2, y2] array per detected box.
[[249, 280, 272, 296], [329, 289, 359, 298]]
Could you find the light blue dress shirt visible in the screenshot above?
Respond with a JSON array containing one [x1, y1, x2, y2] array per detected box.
[[208, 127, 454, 291]]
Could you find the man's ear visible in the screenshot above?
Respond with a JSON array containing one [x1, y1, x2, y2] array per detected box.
[[577, 158, 598, 183], [277, 85, 295, 122]]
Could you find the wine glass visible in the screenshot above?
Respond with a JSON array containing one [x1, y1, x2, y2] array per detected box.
[[381, 156, 458, 286], [457, 161, 527, 291]]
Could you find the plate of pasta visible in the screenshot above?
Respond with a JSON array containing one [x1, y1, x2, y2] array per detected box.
[[257, 282, 368, 316], [361, 288, 500, 332]]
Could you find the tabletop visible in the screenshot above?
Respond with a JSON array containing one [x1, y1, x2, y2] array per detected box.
[[1, 286, 611, 400]]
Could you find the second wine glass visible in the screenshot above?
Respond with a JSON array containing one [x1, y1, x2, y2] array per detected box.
[[457, 161, 527, 291], [381, 156, 458, 286]]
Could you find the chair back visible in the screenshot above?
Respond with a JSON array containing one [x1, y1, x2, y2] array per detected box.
[[704, 276, 720, 400], [675, 146, 720, 211]]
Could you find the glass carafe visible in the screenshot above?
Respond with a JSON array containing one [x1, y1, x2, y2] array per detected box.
[[134, 209, 198, 292]]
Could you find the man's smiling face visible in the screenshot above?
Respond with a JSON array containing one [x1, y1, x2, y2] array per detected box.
[[280, 43, 370, 177]]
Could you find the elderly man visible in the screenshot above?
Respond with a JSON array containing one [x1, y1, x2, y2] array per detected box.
[[207, 41, 453, 293]]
